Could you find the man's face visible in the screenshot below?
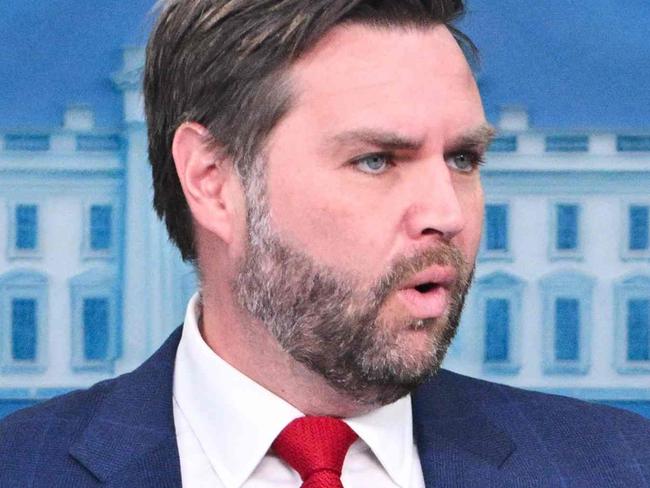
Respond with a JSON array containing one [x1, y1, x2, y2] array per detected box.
[[233, 24, 489, 406]]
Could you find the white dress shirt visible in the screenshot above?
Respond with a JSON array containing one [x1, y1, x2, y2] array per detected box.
[[173, 292, 426, 488]]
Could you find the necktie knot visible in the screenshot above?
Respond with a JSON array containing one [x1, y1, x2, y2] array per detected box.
[[272, 416, 358, 487]]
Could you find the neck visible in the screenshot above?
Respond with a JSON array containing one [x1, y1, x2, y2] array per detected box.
[[198, 286, 377, 418]]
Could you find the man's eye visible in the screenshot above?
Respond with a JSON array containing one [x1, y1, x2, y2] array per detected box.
[[353, 153, 393, 175], [446, 152, 485, 173]]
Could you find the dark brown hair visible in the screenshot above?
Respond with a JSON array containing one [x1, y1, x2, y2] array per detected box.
[[144, 0, 475, 263]]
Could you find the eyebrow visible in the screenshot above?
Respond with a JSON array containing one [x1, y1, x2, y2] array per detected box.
[[323, 129, 425, 155], [448, 123, 497, 152], [322, 123, 497, 156]]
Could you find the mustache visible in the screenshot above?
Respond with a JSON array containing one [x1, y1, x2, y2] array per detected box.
[[368, 243, 468, 306]]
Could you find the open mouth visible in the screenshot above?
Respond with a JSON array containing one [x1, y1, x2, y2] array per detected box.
[[395, 266, 456, 319], [397, 282, 448, 319], [413, 282, 438, 294]]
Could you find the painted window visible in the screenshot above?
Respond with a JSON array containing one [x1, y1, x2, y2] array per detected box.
[[485, 298, 510, 362], [15, 205, 38, 250], [540, 271, 594, 374], [90, 205, 112, 250], [4, 134, 50, 151], [545, 135, 589, 152], [83, 298, 110, 361], [629, 206, 649, 251], [485, 205, 508, 252], [0, 270, 48, 373], [556, 204, 579, 251], [70, 269, 120, 372], [76, 134, 121, 152], [488, 136, 517, 153], [475, 272, 524, 374], [627, 299, 650, 361], [11, 298, 37, 361], [554, 298, 580, 361], [614, 275, 650, 373], [618, 135, 650, 152]]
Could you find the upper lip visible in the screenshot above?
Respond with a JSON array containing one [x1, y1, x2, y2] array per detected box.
[[399, 266, 458, 290]]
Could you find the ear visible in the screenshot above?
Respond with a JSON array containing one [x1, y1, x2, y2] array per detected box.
[[172, 122, 245, 245]]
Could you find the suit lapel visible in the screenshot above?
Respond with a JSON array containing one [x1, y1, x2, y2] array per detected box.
[[69, 327, 184, 486], [412, 370, 516, 487]]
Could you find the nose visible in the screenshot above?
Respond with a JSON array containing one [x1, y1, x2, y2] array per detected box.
[[403, 160, 466, 241]]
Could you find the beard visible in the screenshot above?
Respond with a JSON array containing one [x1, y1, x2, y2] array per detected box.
[[232, 161, 475, 407]]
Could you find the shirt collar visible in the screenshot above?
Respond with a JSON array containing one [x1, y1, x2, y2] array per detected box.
[[346, 395, 415, 486], [173, 292, 415, 488]]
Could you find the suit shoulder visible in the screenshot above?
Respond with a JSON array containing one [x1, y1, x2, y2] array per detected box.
[[0, 376, 123, 486], [421, 370, 650, 483], [0, 371, 134, 462], [1, 377, 116, 428], [436, 369, 650, 430]]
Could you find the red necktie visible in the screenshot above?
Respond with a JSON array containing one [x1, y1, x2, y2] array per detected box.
[[272, 416, 358, 488]]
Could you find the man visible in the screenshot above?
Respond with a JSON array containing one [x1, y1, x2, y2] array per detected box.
[[1, 1, 649, 487]]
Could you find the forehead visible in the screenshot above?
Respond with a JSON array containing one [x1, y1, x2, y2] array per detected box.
[[282, 23, 484, 145]]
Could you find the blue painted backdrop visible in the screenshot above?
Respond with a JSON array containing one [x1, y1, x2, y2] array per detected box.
[[2, 0, 649, 130], [1, 1, 649, 419]]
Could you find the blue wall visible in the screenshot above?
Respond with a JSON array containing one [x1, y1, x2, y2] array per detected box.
[[461, 0, 650, 129], [1, 1, 649, 130], [0, 0, 154, 129], [2, 0, 649, 422]]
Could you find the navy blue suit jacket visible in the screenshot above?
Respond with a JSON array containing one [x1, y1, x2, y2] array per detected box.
[[2, 326, 649, 487]]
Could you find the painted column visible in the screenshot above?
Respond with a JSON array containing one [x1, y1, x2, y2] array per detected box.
[[112, 47, 184, 373]]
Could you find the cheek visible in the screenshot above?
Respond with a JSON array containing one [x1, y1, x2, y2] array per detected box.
[[267, 173, 398, 273], [456, 184, 484, 260], [297, 201, 356, 249]]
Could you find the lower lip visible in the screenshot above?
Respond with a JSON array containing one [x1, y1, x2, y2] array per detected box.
[[396, 286, 449, 319]]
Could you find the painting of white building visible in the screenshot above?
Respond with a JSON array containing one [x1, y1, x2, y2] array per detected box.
[[1, 19, 649, 418], [446, 107, 650, 416]]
